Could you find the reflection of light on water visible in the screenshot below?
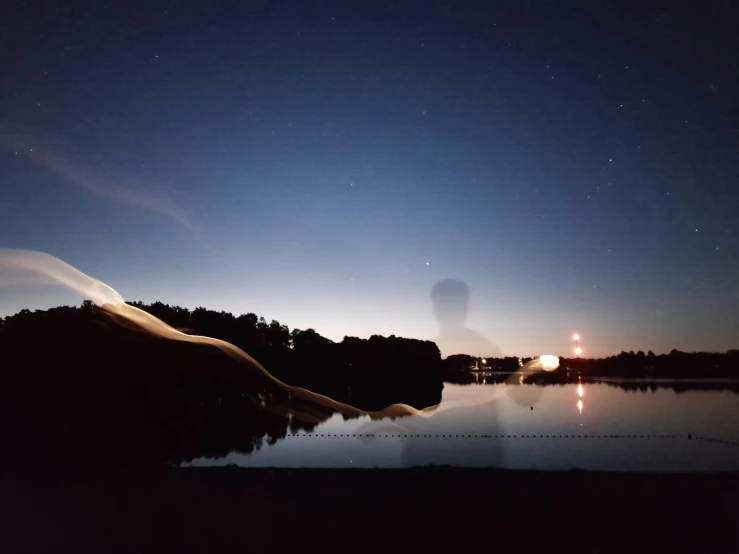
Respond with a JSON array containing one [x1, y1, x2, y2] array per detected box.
[[578, 399, 583, 413], [578, 383, 584, 397]]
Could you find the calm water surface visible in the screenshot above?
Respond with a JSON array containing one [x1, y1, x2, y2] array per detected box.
[[185, 382, 739, 471]]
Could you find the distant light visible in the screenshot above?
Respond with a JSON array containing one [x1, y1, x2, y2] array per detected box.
[[577, 399, 583, 414], [578, 383, 584, 397], [481, 358, 486, 364], [573, 333, 580, 341], [574, 346, 583, 356], [539, 355, 559, 371]]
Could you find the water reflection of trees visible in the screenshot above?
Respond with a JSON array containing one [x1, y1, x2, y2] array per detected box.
[[0, 302, 441, 466], [2, 303, 737, 466], [445, 374, 739, 394]]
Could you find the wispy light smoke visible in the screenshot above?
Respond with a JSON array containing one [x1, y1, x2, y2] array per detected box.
[[0, 125, 192, 230], [0, 249, 125, 306]]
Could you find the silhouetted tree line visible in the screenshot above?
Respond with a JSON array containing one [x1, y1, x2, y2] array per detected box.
[[0, 301, 442, 466], [440, 354, 537, 383], [0, 303, 307, 466], [125, 301, 443, 412], [562, 349, 739, 379], [441, 350, 739, 385], [2, 302, 737, 466]]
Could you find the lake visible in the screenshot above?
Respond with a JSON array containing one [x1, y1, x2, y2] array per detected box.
[[184, 380, 739, 471]]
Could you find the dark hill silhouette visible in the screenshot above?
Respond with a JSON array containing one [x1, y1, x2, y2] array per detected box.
[[0, 301, 442, 466]]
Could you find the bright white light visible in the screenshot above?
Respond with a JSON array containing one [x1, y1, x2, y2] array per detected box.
[[574, 346, 583, 356], [573, 333, 580, 341], [539, 355, 559, 371], [578, 383, 584, 397], [481, 358, 486, 364], [577, 399, 583, 413]]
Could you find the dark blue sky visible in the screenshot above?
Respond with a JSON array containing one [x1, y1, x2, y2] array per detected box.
[[1, 1, 737, 356]]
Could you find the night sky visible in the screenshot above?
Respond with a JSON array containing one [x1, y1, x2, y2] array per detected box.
[[1, 1, 737, 357]]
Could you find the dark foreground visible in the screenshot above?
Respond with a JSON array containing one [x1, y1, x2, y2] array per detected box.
[[1, 466, 737, 553]]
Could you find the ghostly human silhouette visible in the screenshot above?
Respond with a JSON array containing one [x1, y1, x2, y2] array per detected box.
[[431, 279, 501, 358]]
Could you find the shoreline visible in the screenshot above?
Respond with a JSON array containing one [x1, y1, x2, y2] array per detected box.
[[2, 466, 737, 552]]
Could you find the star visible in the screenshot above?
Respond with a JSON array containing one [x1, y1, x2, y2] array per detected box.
[[426, 262, 429, 266]]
